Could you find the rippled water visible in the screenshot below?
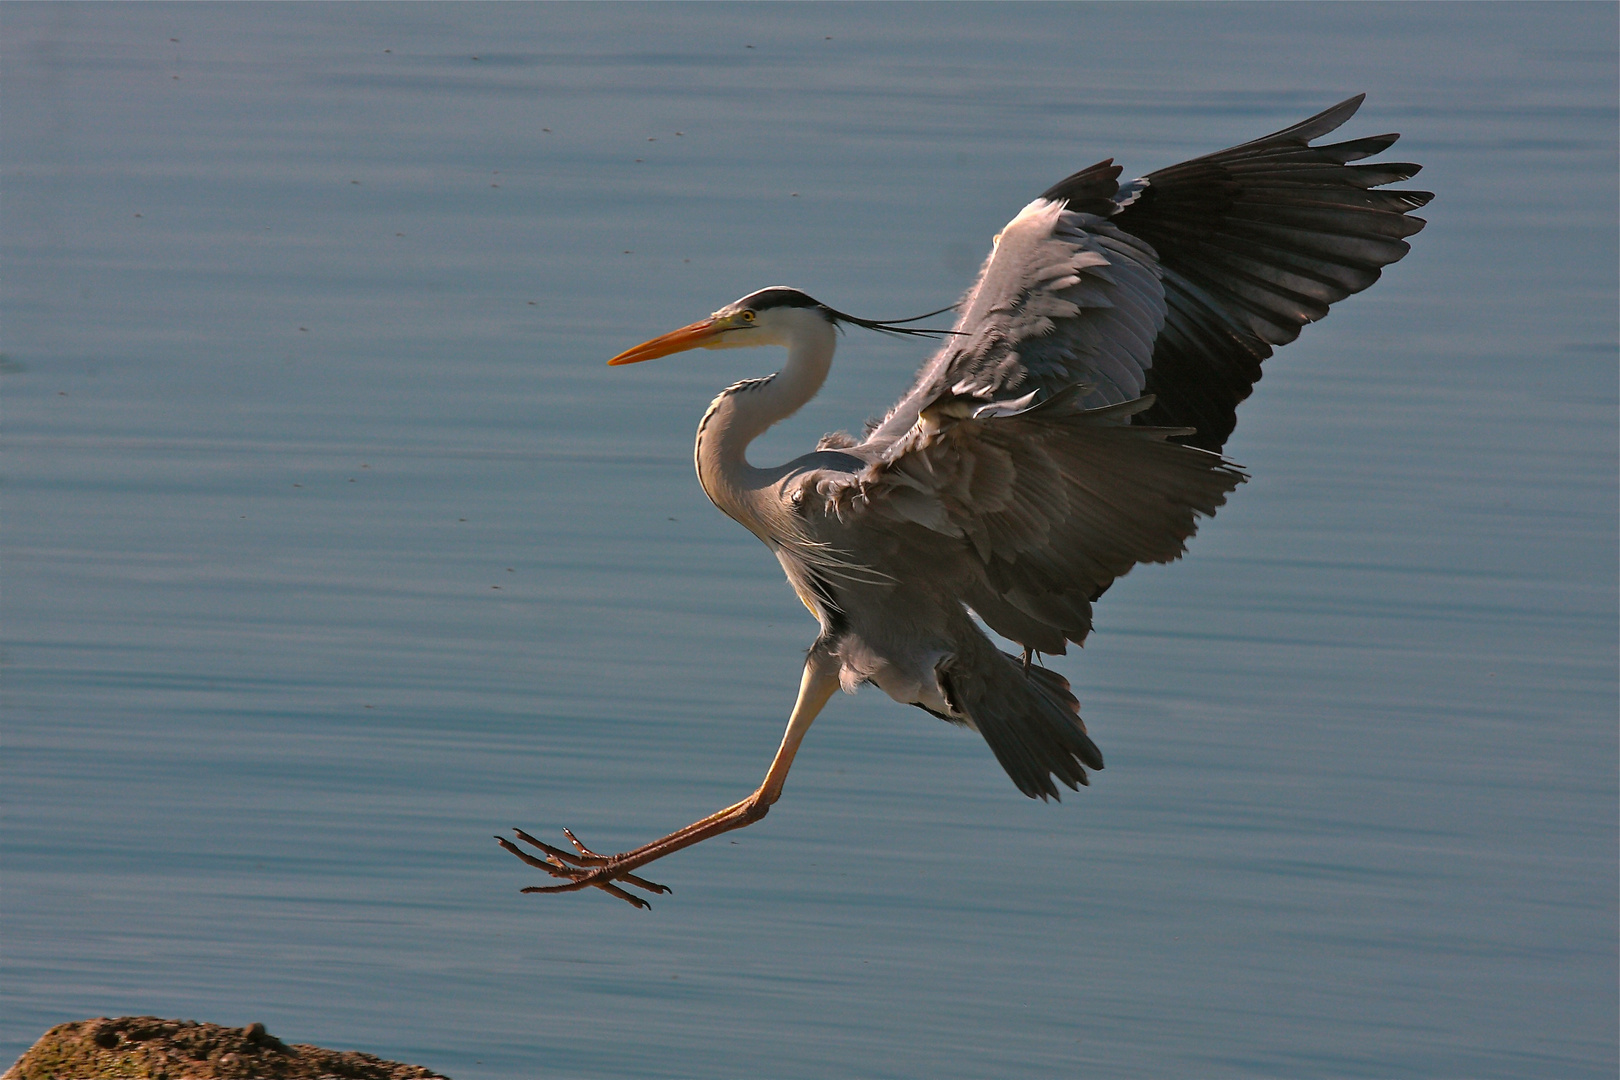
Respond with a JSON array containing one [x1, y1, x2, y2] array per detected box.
[[4, 5, 1616, 1078]]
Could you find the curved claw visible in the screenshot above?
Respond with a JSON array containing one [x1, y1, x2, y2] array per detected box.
[[498, 829, 672, 908], [522, 877, 651, 910], [512, 828, 671, 895], [512, 827, 603, 867], [551, 829, 670, 894], [495, 836, 574, 878]]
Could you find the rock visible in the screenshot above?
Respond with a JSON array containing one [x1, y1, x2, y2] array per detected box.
[[3, 1017, 451, 1080]]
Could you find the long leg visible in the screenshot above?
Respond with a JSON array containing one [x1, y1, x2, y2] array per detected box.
[[499, 652, 841, 908]]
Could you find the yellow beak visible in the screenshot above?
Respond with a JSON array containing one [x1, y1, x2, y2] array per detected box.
[[607, 318, 723, 365]]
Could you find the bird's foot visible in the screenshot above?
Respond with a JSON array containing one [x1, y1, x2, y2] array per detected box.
[[496, 827, 671, 910]]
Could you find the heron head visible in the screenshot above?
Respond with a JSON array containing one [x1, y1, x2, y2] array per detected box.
[[607, 287, 955, 366], [607, 288, 835, 365]]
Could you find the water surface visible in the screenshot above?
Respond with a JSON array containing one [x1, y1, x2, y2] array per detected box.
[[3, 5, 1616, 1078]]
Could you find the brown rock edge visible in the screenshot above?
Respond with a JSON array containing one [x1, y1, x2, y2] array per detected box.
[[4, 1017, 451, 1080]]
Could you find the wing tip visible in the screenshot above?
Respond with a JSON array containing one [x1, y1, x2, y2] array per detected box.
[[1309, 92, 1368, 135]]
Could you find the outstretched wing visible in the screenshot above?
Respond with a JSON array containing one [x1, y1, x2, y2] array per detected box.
[[809, 96, 1424, 652], [864, 94, 1430, 455]]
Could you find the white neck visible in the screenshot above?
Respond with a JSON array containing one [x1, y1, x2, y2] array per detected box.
[[693, 312, 837, 541]]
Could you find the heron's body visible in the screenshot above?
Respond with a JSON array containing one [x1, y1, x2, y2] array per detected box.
[[501, 96, 1431, 906], [691, 305, 1141, 784], [694, 317, 962, 712]]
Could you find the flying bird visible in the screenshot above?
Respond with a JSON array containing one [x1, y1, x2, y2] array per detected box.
[[499, 94, 1430, 908]]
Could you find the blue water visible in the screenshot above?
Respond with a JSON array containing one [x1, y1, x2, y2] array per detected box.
[[3, 4, 1615, 1077]]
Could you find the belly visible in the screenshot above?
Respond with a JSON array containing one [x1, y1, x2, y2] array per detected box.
[[835, 639, 954, 716]]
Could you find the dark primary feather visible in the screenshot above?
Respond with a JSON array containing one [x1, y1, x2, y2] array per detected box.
[[1109, 94, 1432, 450], [1037, 158, 1125, 216]]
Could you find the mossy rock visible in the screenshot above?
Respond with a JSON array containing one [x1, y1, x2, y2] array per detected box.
[[4, 1017, 449, 1080]]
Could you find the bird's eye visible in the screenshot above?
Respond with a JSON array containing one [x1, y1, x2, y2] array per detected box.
[[739, 310, 756, 323]]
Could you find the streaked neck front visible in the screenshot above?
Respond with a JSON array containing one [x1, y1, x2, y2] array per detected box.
[[693, 316, 836, 542]]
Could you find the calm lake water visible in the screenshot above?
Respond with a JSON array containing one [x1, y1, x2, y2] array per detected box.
[[3, 4, 1616, 1078]]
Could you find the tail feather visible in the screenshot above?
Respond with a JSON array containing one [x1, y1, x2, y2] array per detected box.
[[939, 639, 1103, 800]]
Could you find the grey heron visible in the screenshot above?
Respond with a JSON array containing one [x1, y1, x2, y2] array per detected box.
[[499, 95, 1430, 908]]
